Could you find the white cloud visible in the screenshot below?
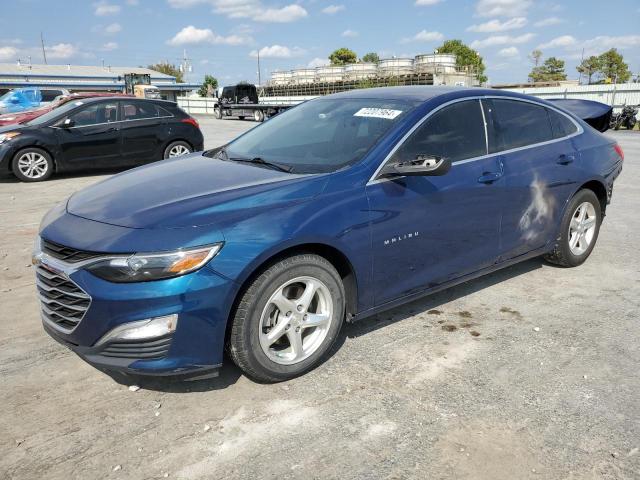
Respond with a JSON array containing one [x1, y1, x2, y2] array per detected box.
[[102, 42, 119, 51], [126, 0, 139, 4], [308, 57, 329, 68], [471, 32, 535, 48], [415, 0, 442, 5], [0, 46, 18, 61], [401, 30, 444, 43], [467, 17, 527, 32], [46, 43, 78, 59], [94, 1, 121, 16], [254, 4, 307, 22], [537, 35, 577, 49], [533, 17, 563, 27], [322, 4, 345, 14], [105, 23, 122, 34], [342, 29, 358, 38], [168, 1, 308, 23], [476, 0, 531, 17], [574, 35, 640, 57], [498, 46, 519, 57], [167, 25, 252, 46], [249, 45, 305, 58]]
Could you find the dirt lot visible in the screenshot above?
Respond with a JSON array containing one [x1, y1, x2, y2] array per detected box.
[[1, 119, 638, 480]]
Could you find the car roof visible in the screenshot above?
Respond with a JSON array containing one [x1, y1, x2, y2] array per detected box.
[[68, 96, 176, 106], [326, 86, 485, 101]]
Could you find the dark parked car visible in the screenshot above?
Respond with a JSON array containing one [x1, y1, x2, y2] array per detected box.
[[34, 87, 623, 382], [0, 97, 203, 182]]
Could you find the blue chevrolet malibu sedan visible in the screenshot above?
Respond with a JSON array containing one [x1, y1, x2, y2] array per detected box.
[[34, 87, 623, 382]]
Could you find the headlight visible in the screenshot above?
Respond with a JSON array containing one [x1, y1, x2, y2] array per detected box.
[[86, 244, 222, 283], [0, 131, 20, 144]]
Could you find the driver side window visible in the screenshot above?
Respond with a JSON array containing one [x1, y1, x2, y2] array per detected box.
[[392, 100, 487, 164]]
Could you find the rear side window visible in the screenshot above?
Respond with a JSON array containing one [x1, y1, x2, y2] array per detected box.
[[157, 105, 174, 117], [121, 100, 159, 120], [41, 90, 63, 102], [547, 108, 578, 138], [393, 100, 487, 163], [491, 99, 554, 150]]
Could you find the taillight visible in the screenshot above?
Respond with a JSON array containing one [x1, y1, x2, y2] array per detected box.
[[181, 117, 199, 129], [614, 143, 624, 161]]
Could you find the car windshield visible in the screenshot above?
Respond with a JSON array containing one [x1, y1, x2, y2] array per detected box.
[[25, 100, 87, 126], [223, 97, 416, 174]]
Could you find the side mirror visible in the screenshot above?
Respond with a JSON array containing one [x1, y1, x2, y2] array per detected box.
[[61, 118, 75, 128], [382, 155, 451, 177]]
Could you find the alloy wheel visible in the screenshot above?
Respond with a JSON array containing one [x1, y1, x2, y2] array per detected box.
[[168, 145, 190, 157], [17, 152, 49, 179], [568, 201, 597, 256], [258, 276, 333, 365]]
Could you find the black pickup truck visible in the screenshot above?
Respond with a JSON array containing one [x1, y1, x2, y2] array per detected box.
[[214, 83, 294, 122]]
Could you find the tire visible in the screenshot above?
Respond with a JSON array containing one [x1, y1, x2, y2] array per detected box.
[[238, 116, 245, 120], [163, 141, 192, 159], [544, 189, 602, 267], [12, 148, 54, 182], [228, 254, 345, 383], [214, 107, 222, 119], [253, 109, 264, 122]]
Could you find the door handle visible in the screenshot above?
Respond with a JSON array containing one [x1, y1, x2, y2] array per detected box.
[[478, 172, 503, 184], [557, 154, 575, 165]]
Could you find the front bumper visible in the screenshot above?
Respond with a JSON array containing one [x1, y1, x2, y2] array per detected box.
[[35, 239, 238, 378]]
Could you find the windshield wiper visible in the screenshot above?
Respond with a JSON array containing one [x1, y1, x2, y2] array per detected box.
[[228, 156, 293, 173]]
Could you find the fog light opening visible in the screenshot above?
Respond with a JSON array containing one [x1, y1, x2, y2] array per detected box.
[[96, 314, 178, 346]]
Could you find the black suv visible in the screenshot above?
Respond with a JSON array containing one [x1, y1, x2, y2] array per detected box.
[[0, 97, 204, 182]]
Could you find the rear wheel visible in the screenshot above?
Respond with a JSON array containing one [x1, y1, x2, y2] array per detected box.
[[163, 141, 192, 159], [238, 115, 245, 120], [544, 189, 602, 267], [228, 254, 345, 382], [12, 148, 54, 182]]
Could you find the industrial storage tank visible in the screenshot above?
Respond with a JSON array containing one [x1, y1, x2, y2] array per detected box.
[[270, 70, 292, 85], [290, 68, 316, 85], [378, 58, 414, 77], [414, 54, 457, 74], [315, 66, 345, 83], [344, 63, 378, 80]]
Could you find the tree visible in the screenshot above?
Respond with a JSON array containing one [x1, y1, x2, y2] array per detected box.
[[435, 39, 487, 84], [597, 48, 631, 84], [576, 55, 601, 84], [529, 56, 567, 82], [198, 74, 218, 97], [528, 49, 543, 67], [328, 48, 357, 66], [148, 62, 184, 83], [361, 52, 380, 64]]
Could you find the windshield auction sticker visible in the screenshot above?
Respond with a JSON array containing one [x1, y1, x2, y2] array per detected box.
[[354, 108, 403, 120]]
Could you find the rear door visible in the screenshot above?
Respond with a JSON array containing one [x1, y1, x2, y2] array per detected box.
[[484, 98, 581, 260], [119, 100, 167, 163], [55, 100, 122, 169], [366, 99, 505, 306]]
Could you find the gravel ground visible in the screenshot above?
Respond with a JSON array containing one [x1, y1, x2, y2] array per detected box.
[[1, 118, 638, 480]]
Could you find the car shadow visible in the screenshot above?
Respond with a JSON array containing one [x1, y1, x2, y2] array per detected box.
[[117, 257, 545, 392]]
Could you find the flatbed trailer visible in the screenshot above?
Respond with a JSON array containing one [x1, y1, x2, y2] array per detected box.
[[214, 83, 297, 122], [214, 101, 294, 122]]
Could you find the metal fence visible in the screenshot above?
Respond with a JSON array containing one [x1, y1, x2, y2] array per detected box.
[[502, 84, 640, 112], [178, 83, 640, 116]]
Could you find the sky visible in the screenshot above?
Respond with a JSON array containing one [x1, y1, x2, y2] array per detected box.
[[1, 0, 639, 86]]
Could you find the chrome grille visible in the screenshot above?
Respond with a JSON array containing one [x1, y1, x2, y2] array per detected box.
[[41, 239, 103, 263], [36, 265, 91, 333]]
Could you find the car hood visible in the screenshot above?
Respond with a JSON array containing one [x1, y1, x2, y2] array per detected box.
[[0, 122, 29, 133], [67, 153, 328, 229]]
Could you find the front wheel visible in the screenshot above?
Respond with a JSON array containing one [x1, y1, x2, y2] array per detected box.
[[228, 254, 345, 382], [163, 141, 192, 159], [13, 148, 54, 182], [214, 107, 222, 119], [253, 109, 264, 122], [544, 189, 602, 267]]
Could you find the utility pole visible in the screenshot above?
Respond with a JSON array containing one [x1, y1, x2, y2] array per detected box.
[[257, 50, 261, 86], [177, 49, 192, 82], [40, 32, 47, 64]]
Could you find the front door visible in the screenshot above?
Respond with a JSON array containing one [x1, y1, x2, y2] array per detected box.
[[55, 100, 122, 169], [366, 99, 504, 306]]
